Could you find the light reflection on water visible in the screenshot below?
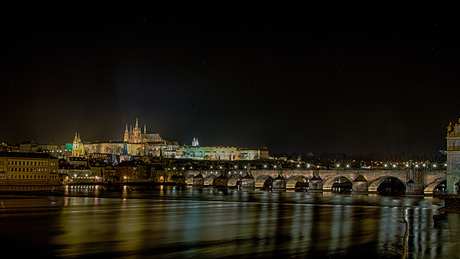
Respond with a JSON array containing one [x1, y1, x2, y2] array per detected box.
[[0, 186, 459, 258]]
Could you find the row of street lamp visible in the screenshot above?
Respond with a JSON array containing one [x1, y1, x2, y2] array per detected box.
[[165, 162, 447, 171]]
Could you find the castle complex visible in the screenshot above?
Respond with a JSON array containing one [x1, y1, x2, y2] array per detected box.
[[72, 118, 268, 161], [78, 118, 178, 158]]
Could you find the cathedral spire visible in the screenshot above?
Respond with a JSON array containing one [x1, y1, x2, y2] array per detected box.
[[144, 124, 147, 134], [192, 137, 199, 147], [135, 118, 139, 130]]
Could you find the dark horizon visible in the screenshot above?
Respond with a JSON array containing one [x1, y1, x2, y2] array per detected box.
[[2, 7, 459, 157]]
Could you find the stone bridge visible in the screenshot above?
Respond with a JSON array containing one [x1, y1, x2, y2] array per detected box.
[[179, 169, 446, 196]]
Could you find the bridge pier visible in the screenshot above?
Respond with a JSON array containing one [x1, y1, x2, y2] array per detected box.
[[214, 174, 228, 188], [308, 174, 323, 193], [352, 180, 368, 194], [406, 181, 424, 196], [241, 172, 255, 191], [192, 174, 204, 187], [272, 174, 286, 191]]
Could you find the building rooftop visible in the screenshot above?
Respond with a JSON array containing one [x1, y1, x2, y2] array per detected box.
[[0, 151, 57, 159]]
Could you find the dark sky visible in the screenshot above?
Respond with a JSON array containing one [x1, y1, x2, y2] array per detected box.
[[2, 7, 459, 156]]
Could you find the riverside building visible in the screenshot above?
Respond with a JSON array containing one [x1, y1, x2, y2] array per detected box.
[[0, 152, 60, 185]]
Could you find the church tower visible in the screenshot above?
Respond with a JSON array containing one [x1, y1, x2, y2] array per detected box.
[[446, 118, 460, 194], [72, 132, 85, 157]]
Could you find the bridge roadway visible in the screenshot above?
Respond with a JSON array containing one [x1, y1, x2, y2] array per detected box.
[[180, 169, 446, 196]]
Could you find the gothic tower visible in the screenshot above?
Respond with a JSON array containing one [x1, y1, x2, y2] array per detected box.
[[133, 118, 141, 143], [446, 118, 460, 194]]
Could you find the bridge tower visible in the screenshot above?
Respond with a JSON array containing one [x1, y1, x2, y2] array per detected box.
[[446, 118, 460, 194]]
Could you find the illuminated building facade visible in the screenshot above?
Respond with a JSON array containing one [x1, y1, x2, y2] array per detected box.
[[72, 132, 85, 157], [0, 152, 60, 185], [446, 118, 460, 194], [173, 139, 269, 161], [76, 119, 179, 158], [68, 119, 266, 161], [124, 118, 163, 144]]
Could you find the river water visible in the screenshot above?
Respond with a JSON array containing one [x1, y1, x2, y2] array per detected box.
[[0, 185, 459, 258]]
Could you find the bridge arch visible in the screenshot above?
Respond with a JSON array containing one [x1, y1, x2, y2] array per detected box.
[[369, 176, 407, 195], [204, 174, 217, 186], [424, 177, 447, 195], [286, 175, 308, 190], [322, 175, 353, 192], [255, 175, 274, 189]]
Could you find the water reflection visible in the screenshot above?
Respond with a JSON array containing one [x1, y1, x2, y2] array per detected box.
[[0, 186, 459, 258]]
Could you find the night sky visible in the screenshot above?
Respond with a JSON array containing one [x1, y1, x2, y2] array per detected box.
[[2, 7, 459, 156]]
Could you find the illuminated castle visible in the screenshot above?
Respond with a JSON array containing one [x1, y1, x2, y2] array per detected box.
[[123, 118, 164, 144], [80, 119, 179, 157]]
